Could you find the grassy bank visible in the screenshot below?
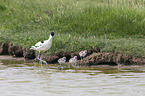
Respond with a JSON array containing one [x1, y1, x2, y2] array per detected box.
[[0, 0, 145, 57]]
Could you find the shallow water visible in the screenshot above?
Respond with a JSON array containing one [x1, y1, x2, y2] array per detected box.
[[0, 60, 145, 96]]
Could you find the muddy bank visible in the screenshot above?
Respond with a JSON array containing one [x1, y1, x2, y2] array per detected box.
[[77, 52, 145, 66], [0, 42, 145, 66], [0, 55, 25, 61], [0, 43, 35, 59]]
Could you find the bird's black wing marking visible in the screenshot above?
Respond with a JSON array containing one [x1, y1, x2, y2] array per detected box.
[[35, 46, 39, 48], [41, 41, 44, 43]]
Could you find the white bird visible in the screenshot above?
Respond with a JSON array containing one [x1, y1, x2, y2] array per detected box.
[[58, 57, 66, 69], [69, 56, 77, 68], [30, 32, 54, 66], [79, 50, 87, 61]]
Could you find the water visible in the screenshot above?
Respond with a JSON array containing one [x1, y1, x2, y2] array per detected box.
[[0, 59, 145, 96]]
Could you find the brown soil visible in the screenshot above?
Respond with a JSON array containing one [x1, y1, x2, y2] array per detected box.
[[0, 43, 35, 59], [0, 43, 9, 55], [0, 42, 145, 66]]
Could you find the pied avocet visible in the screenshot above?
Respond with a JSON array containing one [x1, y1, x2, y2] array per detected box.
[[30, 32, 54, 66]]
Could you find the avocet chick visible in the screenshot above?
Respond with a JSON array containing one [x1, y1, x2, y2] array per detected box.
[[69, 56, 77, 68], [79, 50, 87, 61], [58, 57, 66, 69]]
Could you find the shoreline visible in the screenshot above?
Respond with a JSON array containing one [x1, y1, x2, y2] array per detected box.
[[0, 55, 145, 71], [0, 55, 25, 60], [1, 42, 145, 66]]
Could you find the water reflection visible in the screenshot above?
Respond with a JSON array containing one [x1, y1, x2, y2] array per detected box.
[[0, 60, 145, 96]]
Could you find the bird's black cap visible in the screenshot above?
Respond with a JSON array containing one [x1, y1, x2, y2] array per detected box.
[[51, 32, 54, 37]]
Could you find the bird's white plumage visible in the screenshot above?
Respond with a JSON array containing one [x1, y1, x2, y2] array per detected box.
[[69, 56, 77, 64], [79, 50, 87, 58], [69, 56, 78, 68], [30, 32, 54, 66], [30, 34, 53, 51], [58, 57, 66, 69], [58, 57, 66, 64]]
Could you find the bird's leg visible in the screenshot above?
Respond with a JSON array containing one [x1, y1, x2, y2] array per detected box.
[[81, 57, 83, 61], [74, 63, 76, 67], [37, 51, 41, 60], [40, 51, 44, 65], [37, 51, 41, 64], [58, 63, 60, 68], [41, 60, 48, 67], [69, 63, 71, 69], [58, 63, 63, 69], [74, 63, 79, 68], [40, 52, 49, 67], [82, 56, 85, 60], [37, 51, 48, 67]]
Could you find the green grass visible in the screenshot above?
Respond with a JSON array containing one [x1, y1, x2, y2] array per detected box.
[[0, 0, 145, 56]]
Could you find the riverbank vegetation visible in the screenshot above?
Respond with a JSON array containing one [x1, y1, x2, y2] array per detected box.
[[0, 0, 145, 57]]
